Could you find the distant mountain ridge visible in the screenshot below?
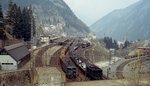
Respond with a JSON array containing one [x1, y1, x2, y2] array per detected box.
[[90, 0, 150, 40], [2, 0, 90, 36]]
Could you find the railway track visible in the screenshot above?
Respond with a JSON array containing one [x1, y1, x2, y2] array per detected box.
[[21, 44, 54, 69], [49, 44, 91, 82], [49, 46, 64, 66], [50, 39, 105, 81], [34, 44, 54, 67], [66, 50, 90, 82], [76, 44, 107, 80], [116, 59, 135, 79], [71, 39, 106, 80]]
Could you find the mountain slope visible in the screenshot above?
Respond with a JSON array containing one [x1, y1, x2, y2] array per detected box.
[[91, 0, 150, 40], [2, 0, 90, 36]]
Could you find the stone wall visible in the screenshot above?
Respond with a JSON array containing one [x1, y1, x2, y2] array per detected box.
[[35, 67, 66, 86], [0, 69, 31, 86]]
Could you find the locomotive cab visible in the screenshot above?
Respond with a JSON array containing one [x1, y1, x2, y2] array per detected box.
[[86, 65, 103, 80], [61, 58, 77, 79], [67, 66, 76, 79]]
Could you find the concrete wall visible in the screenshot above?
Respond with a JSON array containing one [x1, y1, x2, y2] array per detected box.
[[36, 67, 66, 86], [0, 55, 17, 70]]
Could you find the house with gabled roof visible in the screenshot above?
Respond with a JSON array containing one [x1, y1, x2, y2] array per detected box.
[[0, 43, 30, 70]]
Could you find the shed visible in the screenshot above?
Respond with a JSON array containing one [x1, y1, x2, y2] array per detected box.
[[0, 43, 30, 70]]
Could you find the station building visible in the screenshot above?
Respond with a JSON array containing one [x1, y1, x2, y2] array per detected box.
[[40, 35, 50, 43], [0, 43, 30, 70]]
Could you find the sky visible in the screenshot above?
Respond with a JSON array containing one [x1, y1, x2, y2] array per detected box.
[[63, 0, 140, 26]]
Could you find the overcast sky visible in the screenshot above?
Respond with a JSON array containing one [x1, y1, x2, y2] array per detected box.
[[63, 0, 140, 26]]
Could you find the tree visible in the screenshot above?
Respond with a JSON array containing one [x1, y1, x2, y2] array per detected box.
[[0, 3, 4, 27], [5, 1, 35, 41], [113, 40, 118, 49], [0, 2, 6, 40], [103, 37, 118, 49], [123, 40, 130, 49], [5, 0, 14, 26]]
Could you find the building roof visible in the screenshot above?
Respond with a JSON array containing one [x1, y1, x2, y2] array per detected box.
[[4, 43, 24, 50], [4, 43, 30, 61], [138, 47, 150, 49]]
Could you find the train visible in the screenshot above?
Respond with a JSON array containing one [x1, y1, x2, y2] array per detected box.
[[59, 39, 103, 80], [59, 40, 76, 79], [60, 57, 76, 79], [69, 44, 103, 80]]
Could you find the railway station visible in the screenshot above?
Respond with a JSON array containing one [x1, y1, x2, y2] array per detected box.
[[34, 38, 150, 85], [0, 0, 150, 85], [0, 36, 150, 86]]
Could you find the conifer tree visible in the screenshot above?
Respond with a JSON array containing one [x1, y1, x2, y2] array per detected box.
[[0, 2, 6, 40], [5, 1, 35, 41], [5, 0, 14, 25]]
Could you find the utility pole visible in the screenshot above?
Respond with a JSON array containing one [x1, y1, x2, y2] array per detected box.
[[137, 48, 142, 85], [138, 48, 141, 66], [30, 6, 34, 68], [92, 48, 95, 63], [109, 50, 112, 65], [137, 48, 141, 75], [91, 39, 95, 63], [29, 6, 38, 86], [107, 50, 112, 79]]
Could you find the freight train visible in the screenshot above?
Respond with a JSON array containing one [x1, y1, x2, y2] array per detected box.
[[69, 43, 103, 80], [59, 40, 76, 79]]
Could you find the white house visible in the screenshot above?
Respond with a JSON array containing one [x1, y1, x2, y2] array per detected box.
[[117, 41, 125, 48], [0, 43, 30, 70], [40, 35, 50, 44]]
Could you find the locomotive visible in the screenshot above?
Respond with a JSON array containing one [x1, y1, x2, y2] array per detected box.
[[60, 58, 76, 79], [86, 62, 103, 80]]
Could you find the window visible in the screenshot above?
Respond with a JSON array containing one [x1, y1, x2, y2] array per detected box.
[[2, 63, 13, 65]]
